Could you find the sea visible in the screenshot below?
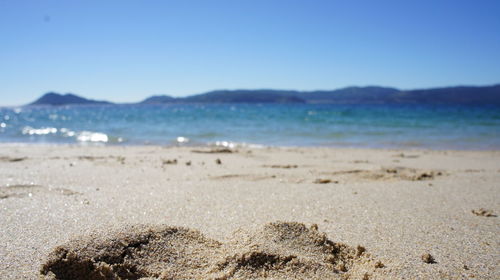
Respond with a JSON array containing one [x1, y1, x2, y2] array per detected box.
[[0, 104, 499, 150]]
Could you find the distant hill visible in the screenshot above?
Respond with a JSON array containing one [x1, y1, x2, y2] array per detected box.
[[182, 90, 305, 103], [27, 84, 500, 106], [138, 85, 500, 105], [294, 85, 500, 104], [138, 90, 305, 104], [29, 92, 111, 106], [137, 88, 398, 104], [395, 85, 500, 105], [296, 86, 400, 104], [139, 95, 176, 104]]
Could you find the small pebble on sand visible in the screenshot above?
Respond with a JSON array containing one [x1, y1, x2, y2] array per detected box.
[[422, 253, 435, 264]]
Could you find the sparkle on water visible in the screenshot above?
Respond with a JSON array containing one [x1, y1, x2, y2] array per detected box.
[[0, 103, 499, 149]]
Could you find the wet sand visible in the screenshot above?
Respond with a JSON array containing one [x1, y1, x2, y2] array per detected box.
[[0, 144, 498, 279]]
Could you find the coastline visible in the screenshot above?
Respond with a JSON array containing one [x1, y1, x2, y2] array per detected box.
[[2, 140, 500, 152], [1, 145, 499, 279]]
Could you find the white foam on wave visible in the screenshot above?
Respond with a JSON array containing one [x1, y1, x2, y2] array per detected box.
[[60, 128, 76, 137], [76, 131, 109, 143], [22, 126, 58, 135], [176, 136, 189, 143], [214, 141, 236, 148], [212, 140, 265, 149]]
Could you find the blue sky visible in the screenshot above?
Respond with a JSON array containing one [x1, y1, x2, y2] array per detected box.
[[1, 0, 499, 105]]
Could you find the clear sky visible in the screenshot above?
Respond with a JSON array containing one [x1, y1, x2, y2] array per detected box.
[[1, 0, 499, 105]]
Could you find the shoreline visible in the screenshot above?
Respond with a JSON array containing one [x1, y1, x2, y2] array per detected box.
[[1, 145, 499, 279], [1, 141, 500, 152]]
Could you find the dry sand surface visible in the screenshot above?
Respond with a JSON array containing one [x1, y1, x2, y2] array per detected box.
[[0, 144, 498, 279]]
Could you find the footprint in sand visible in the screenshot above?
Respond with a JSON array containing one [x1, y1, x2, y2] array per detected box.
[[162, 159, 178, 165], [0, 156, 27, 162], [314, 178, 339, 184], [191, 148, 235, 154], [262, 164, 298, 169], [77, 156, 107, 161], [471, 208, 497, 217], [392, 153, 420, 159], [74, 156, 126, 166], [322, 167, 444, 182], [40, 222, 384, 280], [0, 185, 81, 199], [351, 160, 370, 164], [210, 174, 275, 181]]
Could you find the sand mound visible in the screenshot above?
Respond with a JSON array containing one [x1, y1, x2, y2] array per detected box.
[[212, 222, 381, 279], [40, 225, 222, 280], [40, 222, 383, 280]]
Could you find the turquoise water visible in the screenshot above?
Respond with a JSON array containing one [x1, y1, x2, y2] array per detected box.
[[0, 104, 499, 149]]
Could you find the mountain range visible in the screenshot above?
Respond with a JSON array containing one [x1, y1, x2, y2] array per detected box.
[[30, 92, 112, 106], [29, 84, 500, 106]]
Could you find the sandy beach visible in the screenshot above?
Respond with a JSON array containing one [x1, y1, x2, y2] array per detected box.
[[0, 144, 498, 279]]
